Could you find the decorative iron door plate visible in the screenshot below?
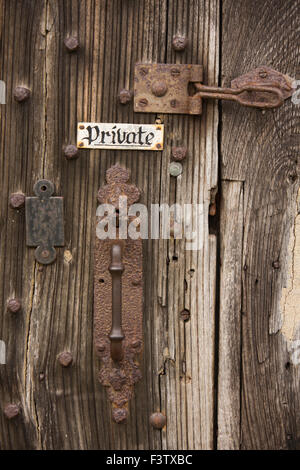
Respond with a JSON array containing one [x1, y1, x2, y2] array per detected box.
[[77, 122, 164, 150]]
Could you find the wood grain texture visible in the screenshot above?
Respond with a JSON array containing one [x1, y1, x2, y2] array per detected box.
[[218, 181, 243, 449], [0, 0, 219, 449], [220, 0, 300, 449]]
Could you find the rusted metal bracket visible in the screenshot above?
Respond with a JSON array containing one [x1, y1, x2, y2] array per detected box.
[[25, 180, 64, 264], [94, 165, 143, 424], [134, 64, 294, 114]]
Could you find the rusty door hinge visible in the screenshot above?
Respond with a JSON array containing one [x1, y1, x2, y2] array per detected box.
[[25, 180, 64, 264], [94, 165, 143, 424], [134, 64, 294, 115]]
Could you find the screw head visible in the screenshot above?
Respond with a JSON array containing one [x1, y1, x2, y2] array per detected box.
[[180, 309, 190, 321], [171, 146, 187, 161], [259, 70, 268, 78], [64, 144, 79, 160], [7, 298, 21, 313], [13, 86, 31, 103], [64, 36, 79, 52], [3, 403, 21, 419], [169, 162, 183, 177], [58, 351, 73, 367], [151, 80, 168, 97], [118, 89, 133, 105], [9, 192, 25, 209], [172, 35, 188, 51], [138, 98, 148, 107], [150, 412, 166, 429]]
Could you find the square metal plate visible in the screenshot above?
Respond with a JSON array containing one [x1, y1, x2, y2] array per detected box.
[[134, 63, 203, 115]]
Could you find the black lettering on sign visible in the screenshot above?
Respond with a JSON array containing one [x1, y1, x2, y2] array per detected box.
[[77, 123, 164, 150]]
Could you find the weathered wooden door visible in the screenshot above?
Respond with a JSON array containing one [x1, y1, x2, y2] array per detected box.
[[0, 0, 299, 450]]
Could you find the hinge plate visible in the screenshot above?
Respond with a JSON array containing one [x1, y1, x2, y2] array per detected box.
[[134, 63, 203, 115], [26, 180, 64, 264]]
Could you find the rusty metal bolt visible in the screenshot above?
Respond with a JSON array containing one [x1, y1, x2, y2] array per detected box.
[[9, 192, 25, 209], [64, 144, 79, 160], [112, 407, 128, 424], [180, 309, 190, 321], [118, 89, 133, 105], [64, 36, 79, 52], [171, 146, 187, 162], [7, 298, 21, 313], [151, 80, 168, 97], [3, 403, 21, 419], [58, 351, 73, 367], [13, 86, 31, 103], [272, 261, 280, 269], [172, 35, 188, 51], [150, 412, 166, 429]]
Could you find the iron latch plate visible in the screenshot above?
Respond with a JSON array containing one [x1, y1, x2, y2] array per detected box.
[[26, 180, 64, 264], [134, 63, 203, 115]]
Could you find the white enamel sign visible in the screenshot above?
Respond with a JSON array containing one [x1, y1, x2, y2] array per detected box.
[[77, 122, 164, 150]]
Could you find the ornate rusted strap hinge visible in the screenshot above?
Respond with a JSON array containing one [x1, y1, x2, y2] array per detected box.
[[134, 64, 294, 114], [94, 165, 143, 424]]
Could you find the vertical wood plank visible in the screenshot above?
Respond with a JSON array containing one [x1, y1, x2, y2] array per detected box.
[[220, 0, 300, 449]]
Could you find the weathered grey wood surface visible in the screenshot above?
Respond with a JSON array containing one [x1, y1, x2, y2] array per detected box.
[[0, 0, 299, 450], [0, 0, 218, 449], [219, 0, 300, 450]]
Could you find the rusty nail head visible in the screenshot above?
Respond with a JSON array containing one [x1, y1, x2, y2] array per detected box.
[[10, 192, 25, 209], [7, 298, 21, 313], [64, 36, 79, 52], [170, 99, 177, 108], [78, 142, 84, 147], [58, 351, 73, 367], [272, 261, 280, 269], [3, 403, 21, 419], [64, 144, 79, 160], [156, 143, 162, 150], [14, 86, 31, 103], [151, 80, 168, 97], [150, 412, 166, 429], [79, 125, 85, 130], [172, 146, 187, 161], [118, 89, 133, 105], [172, 35, 188, 51]]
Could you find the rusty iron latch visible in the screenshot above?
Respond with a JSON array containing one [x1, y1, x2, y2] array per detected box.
[[134, 64, 294, 114], [94, 165, 143, 424], [25, 180, 64, 264]]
